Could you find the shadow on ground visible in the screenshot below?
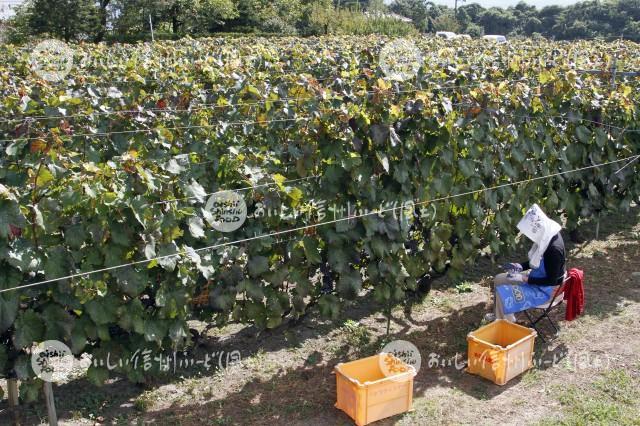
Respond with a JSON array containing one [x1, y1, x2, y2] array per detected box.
[[135, 301, 574, 425]]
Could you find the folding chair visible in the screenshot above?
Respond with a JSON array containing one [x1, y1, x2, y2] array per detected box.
[[523, 275, 570, 343]]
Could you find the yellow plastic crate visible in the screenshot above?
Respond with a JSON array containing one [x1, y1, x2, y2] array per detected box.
[[335, 354, 416, 426], [466, 319, 537, 386]]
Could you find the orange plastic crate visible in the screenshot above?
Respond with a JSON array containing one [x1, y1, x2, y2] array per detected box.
[[466, 319, 537, 385], [335, 354, 416, 426]]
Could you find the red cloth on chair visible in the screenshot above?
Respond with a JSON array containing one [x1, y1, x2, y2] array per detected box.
[[563, 268, 585, 321]]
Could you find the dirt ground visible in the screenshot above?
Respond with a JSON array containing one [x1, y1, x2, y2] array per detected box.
[[2, 206, 640, 426]]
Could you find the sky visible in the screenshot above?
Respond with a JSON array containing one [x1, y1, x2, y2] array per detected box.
[[0, 0, 23, 19]]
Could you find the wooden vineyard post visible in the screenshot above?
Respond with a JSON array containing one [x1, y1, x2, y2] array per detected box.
[[7, 378, 21, 426], [43, 382, 58, 426]]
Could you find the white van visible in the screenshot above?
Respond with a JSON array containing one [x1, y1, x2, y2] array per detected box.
[[483, 35, 507, 44], [436, 31, 458, 40]]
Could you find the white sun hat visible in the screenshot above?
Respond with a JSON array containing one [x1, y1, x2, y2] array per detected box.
[[516, 204, 562, 268]]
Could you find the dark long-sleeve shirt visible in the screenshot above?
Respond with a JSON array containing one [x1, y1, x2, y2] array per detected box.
[[520, 233, 566, 286]]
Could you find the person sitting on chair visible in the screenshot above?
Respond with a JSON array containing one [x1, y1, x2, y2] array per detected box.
[[486, 204, 567, 322]]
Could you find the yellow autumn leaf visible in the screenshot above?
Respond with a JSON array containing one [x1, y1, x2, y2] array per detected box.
[[532, 97, 544, 113], [272, 173, 286, 190], [390, 104, 402, 119], [377, 78, 391, 91], [82, 162, 101, 173], [287, 187, 303, 207]]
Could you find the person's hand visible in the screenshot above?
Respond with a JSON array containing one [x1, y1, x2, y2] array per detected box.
[[506, 272, 529, 283], [501, 263, 523, 272]]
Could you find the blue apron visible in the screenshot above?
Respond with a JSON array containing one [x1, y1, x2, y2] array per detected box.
[[496, 260, 558, 315]]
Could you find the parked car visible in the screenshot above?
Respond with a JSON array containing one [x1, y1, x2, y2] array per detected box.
[[483, 35, 507, 44], [455, 34, 472, 40], [436, 31, 458, 40]]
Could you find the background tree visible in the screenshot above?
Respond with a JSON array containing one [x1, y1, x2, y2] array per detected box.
[[367, 0, 387, 13], [479, 7, 518, 35], [109, 0, 162, 39], [95, 0, 111, 42], [223, 0, 304, 34], [389, 0, 434, 32], [303, 0, 336, 35], [14, 0, 100, 41], [339, 0, 370, 10], [465, 22, 483, 37], [537, 5, 563, 36], [162, 0, 237, 34], [430, 11, 461, 33], [6, 0, 640, 42], [523, 17, 542, 35]]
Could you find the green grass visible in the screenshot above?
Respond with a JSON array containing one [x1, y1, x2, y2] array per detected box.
[[341, 320, 371, 353], [455, 281, 475, 294], [539, 369, 640, 425], [470, 383, 490, 401], [521, 369, 542, 387], [213, 417, 233, 425], [243, 349, 278, 375], [592, 369, 638, 405], [60, 388, 115, 420], [397, 398, 444, 424], [133, 392, 155, 413], [428, 295, 456, 313]]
